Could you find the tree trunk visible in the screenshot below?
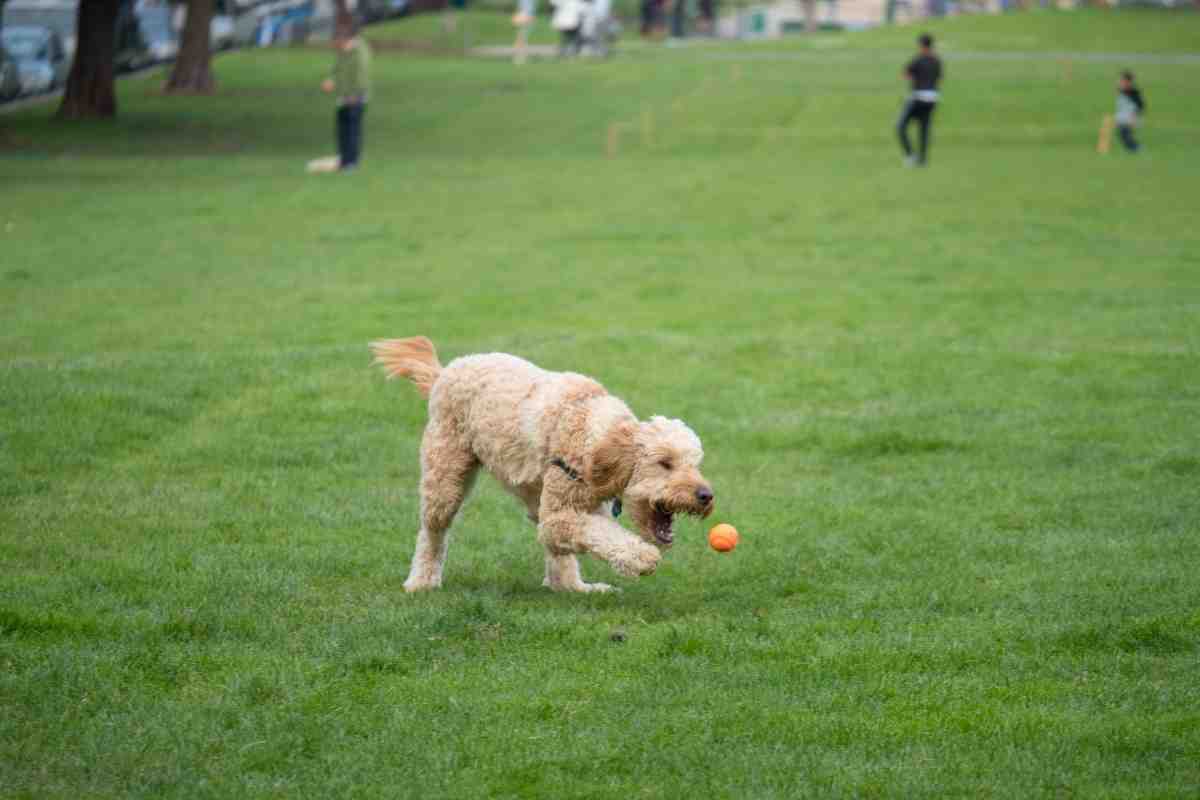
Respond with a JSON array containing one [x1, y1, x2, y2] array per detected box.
[[801, 0, 817, 32], [56, 0, 120, 119], [165, 0, 216, 93], [334, 0, 354, 38]]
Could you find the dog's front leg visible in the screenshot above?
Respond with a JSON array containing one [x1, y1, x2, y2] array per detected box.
[[537, 469, 660, 590], [579, 513, 661, 578], [539, 510, 660, 583], [542, 552, 612, 593]]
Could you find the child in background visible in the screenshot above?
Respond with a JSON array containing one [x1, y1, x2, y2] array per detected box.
[[1115, 70, 1145, 154], [320, 22, 372, 172], [512, 0, 536, 65]]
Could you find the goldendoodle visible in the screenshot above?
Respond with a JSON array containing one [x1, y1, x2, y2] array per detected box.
[[370, 337, 715, 592]]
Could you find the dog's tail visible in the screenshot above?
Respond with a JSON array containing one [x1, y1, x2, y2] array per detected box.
[[369, 336, 442, 399]]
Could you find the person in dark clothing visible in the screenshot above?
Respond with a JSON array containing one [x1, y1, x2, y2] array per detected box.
[[320, 21, 371, 172], [641, 0, 666, 37], [896, 33, 943, 166], [1115, 70, 1145, 153]]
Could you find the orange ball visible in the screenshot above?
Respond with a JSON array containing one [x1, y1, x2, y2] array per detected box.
[[708, 523, 739, 552]]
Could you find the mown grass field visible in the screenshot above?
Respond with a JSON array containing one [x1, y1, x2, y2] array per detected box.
[[3, 8, 1199, 798]]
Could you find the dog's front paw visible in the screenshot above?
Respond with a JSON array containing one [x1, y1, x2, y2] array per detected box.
[[543, 575, 616, 593], [404, 577, 441, 593], [611, 543, 660, 578], [633, 545, 661, 576]]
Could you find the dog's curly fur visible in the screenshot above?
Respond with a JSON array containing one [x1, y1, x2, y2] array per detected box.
[[371, 337, 715, 592]]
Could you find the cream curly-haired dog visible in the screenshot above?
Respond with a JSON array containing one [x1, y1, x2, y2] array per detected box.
[[370, 337, 715, 593]]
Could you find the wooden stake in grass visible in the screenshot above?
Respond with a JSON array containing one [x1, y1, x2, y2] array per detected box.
[[1097, 114, 1114, 155], [641, 108, 655, 148], [1058, 57, 1072, 83], [606, 122, 631, 158]]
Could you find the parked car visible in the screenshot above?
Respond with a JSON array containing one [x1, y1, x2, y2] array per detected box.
[[211, 13, 236, 49], [0, 44, 22, 101], [2, 25, 69, 94], [157, 4, 236, 51], [137, 5, 179, 62], [361, 0, 409, 22], [252, 0, 315, 46], [113, 2, 153, 71], [3, 0, 150, 72], [2, 2, 76, 57]]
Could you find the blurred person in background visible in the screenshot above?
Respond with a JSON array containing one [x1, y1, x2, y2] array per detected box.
[[512, 0, 536, 64], [896, 32, 942, 167], [551, 0, 585, 57], [1114, 69, 1145, 153], [320, 20, 372, 172], [581, 0, 615, 57]]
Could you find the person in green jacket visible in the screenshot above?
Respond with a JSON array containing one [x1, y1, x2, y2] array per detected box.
[[320, 22, 372, 171]]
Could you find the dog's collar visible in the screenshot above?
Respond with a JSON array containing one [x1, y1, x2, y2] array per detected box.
[[549, 457, 622, 518], [550, 457, 581, 482]]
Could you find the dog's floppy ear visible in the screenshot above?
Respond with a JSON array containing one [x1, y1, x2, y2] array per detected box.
[[587, 421, 637, 499]]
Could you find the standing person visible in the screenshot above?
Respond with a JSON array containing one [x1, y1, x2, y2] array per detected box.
[[512, 0, 536, 65], [669, 0, 687, 39], [320, 22, 372, 173], [640, 0, 655, 36], [896, 32, 942, 167], [581, 0, 613, 56], [1115, 70, 1145, 153], [551, 0, 584, 57]]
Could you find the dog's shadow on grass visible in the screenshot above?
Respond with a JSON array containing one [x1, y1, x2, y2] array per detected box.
[[428, 574, 716, 628]]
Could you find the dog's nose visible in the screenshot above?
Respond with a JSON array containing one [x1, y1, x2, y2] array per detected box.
[[696, 487, 714, 505]]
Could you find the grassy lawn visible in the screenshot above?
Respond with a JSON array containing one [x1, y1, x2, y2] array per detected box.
[[3, 8, 1199, 798], [765, 6, 1200, 52]]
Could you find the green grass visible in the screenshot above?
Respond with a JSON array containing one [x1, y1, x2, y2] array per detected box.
[[3, 8, 1200, 798], [361, 7, 564, 50], [763, 6, 1200, 52]]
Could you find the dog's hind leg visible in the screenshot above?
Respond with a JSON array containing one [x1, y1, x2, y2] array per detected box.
[[405, 421, 479, 592]]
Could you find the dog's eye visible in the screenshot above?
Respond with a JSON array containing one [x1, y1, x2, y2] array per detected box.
[[659, 460, 673, 470]]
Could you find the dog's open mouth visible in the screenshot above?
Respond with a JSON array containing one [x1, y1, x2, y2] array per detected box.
[[651, 503, 675, 545]]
